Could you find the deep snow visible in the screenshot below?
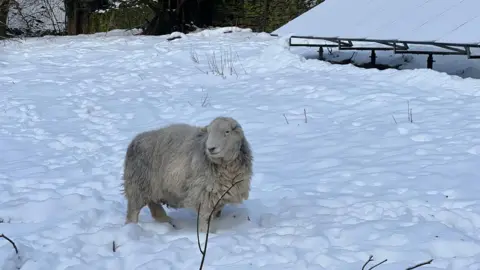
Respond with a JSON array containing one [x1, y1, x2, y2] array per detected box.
[[1, 27, 480, 270]]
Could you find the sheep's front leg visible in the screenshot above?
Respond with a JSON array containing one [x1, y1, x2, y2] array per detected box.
[[188, 180, 220, 233], [198, 214, 209, 233], [125, 198, 146, 224], [198, 205, 217, 233]]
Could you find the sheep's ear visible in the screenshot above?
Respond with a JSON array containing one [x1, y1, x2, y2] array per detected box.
[[232, 123, 241, 130]]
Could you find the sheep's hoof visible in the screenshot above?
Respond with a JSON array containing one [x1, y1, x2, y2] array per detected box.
[[168, 220, 178, 229], [124, 217, 138, 224], [154, 217, 172, 224]]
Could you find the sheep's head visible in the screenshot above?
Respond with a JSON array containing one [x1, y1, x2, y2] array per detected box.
[[202, 117, 245, 163]]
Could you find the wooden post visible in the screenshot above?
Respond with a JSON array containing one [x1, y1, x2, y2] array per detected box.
[[427, 53, 434, 69], [318, 47, 324, 60], [370, 49, 376, 65]]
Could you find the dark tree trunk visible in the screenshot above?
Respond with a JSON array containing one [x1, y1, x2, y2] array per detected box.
[[261, 0, 270, 31], [143, 11, 176, 35], [0, 0, 9, 39], [198, 0, 214, 27], [142, 0, 216, 36], [142, 0, 176, 35], [65, 0, 78, 34], [65, 0, 105, 35]]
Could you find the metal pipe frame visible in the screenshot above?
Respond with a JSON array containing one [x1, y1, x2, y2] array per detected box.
[[287, 35, 480, 59]]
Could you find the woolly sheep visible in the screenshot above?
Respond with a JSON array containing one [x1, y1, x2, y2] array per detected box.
[[122, 116, 253, 232]]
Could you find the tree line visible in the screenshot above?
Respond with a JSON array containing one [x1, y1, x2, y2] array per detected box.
[[0, 0, 323, 39]]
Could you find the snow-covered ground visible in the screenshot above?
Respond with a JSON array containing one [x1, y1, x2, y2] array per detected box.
[[2, 27, 480, 270]]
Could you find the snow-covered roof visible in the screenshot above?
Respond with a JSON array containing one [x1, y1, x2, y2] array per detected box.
[[272, 0, 480, 45]]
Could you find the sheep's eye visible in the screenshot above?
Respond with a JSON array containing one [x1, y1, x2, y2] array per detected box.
[[225, 130, 230, 135]]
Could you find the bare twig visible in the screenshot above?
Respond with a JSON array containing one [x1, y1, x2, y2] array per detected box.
[[196, 210, 203, 254], [0, 234, 18, 254], [234, 51, 247, 75], [112, 241, 117, 252], [406, 259, 433, 270], [362, 255, 433, 270], [42, 0, 59, 33], [407, 101, 413, 123], [226, 47, 238, 78], [7, 0, 65, 36], [362, 255, 374, 270], [196, 179, 245, 270], [369, 259, 388, 270], [190, 47, 200, 64], [392, 115, 397, 124], [407, 100, 410, 122], [199, 48, 242, 79], [304, 108, 307, 123], [283, 113, 289, 124], [195, 66, 208, 75], [201, 93, 209, 107]]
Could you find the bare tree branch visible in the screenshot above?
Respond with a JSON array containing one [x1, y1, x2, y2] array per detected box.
[[196, 178, 245, 270], [369, 259, 388, 270], [362, 256, 433, 270], [0, 233, 18, 254], [406, 259, 434, 270], [362, 255, 374, 270]]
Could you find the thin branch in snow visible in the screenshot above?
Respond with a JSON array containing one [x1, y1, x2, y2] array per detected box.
[[0, 233, 19, 254], [361, 255, 388, 270], [407, 100, 413, 123], [406, 259, 434, 270], [196, 179, 245, 270], [201, 92, 210, 107], [361, 255, 433, 270], [362, 255, 374, 270], [368, 259, 388, 270], [283, 113, 289, 124], [392, 115, 397, 124], [190, 47, 200, 64]]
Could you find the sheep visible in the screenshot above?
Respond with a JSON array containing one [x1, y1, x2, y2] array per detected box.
[[121, 116, 253, 233]]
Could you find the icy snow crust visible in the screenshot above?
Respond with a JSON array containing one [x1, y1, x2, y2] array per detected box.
[[2, 27, 480, 269]]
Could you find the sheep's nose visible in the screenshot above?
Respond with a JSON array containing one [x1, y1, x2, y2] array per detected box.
[[208, 147, 216, 153]]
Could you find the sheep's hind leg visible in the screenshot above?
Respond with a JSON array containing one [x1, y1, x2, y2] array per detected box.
[[125, 199, 146, 224], [148, 202, 172, 223]]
